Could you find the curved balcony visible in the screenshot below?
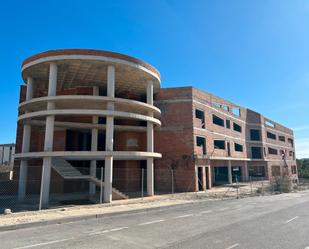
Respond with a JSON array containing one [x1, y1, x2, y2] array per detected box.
[[18, 109, 161, 126], [18, 95, 161, 117], [14, 151, 162, 160]]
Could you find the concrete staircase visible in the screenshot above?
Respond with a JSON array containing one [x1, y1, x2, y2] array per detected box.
[[88, 176, 128, 200], [51, 158, 128, 200]]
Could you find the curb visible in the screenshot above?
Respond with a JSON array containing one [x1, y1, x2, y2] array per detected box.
[[0, 200, 204, 232]]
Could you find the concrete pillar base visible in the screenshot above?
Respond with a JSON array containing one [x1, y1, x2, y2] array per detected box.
[[147, 158, 154, 196], [228, 160, 232, 184], [18, 160, 28, 201], [89, 160, 97, 195], [104, 156, 113, 203], [40, 157, 52, 208]]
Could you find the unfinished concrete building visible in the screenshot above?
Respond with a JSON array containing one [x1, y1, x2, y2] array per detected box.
[[155, 87, 297, 192], [14, 49, 161, 206], [13, 49, 297, 204]]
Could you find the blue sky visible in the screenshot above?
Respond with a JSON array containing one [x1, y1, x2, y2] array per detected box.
[[0, 0, 308, 158]]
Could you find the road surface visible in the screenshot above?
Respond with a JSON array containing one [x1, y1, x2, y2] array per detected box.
[[1, 191, 309, 249]]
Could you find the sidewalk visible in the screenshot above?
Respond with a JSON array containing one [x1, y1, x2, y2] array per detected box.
[[0, 193, 213, 230], [0, 182, 268, 231]]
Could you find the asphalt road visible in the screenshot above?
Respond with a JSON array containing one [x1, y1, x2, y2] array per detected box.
[[1, 191, 309, 249]]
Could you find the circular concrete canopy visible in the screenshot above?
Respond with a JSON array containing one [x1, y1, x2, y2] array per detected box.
[[21, 49, 161, 95]]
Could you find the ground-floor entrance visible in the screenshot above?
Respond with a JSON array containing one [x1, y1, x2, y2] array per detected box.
[[213, 166, 242, 184], [231, 166, 242, 182], [248, 165, 266, 178], [214, 166, 228, 184], [196, 166, 211, 191]]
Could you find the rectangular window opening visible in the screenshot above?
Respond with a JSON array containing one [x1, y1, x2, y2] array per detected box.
[[291, 165, 297, 174], [214, 140, 226, 150], [234, 143, 243, 152], [226, 119, 231, 129], [223, 105, 229, 112], [251, 147, 262, 159], [196, 136, 206, 155], [279, 135, 286, 142], [250, 129, 261, 141], [267, 131, 276, 140], [288, 138, 294, 147], [233, 122, 242, 133], [212, 102, 221, 108], [195, 109, 205, 128], [212, 115, 225, 127], [232, 107, 241, 117], [265, 120, 275, 128], [268, 147, 278, 155]]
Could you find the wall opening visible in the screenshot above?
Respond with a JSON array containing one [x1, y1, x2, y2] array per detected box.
[[268, 147, 278, 155], [233, 122, 242, 133], [250, 129, 261, 141], [267, 131, 276, 140], [195, 109, 205, 128], [226, 119, 231, 129], [196, 136, 206, 155], [214, 140, 225, 150], [212, 115, 224, 127], [234, 143, 243, 152], [251, 147, 262, 159]]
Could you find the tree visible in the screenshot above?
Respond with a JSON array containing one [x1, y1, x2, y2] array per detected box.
[[297, 159, 309, 178]]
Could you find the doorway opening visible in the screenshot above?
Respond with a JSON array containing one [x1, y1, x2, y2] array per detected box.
[[197, 167, 203, 191]]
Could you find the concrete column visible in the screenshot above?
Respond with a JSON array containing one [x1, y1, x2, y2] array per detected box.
[[147, 80, 154, 105], [207, 166, 212, 189], [243, 161, 249, 181], [18, 77, 34, 201], [40, 63, 57, 207], [146, 80, 154, 196], [104, 65, 115, 203], [228, 160, 232, 184], [90, 86, 99, 195], [202, 167, 206, 191], [195, 166, 199, 191]]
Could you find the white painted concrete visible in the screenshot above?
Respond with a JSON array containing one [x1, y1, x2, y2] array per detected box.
[[18, 77, 33, 201], [22, 54, 161, 84], [147, 80, 154, 106], [40, 63, 57, 207], [244, 161, 249, 181], [19, 95, 161, 115], [90, 86, 99, 195], [146, 80, 154, 196], [104, 156, 113, 203], [104, 65, 115, 203], [18, 109, 161, 126], [14, 151, 162, 160]]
